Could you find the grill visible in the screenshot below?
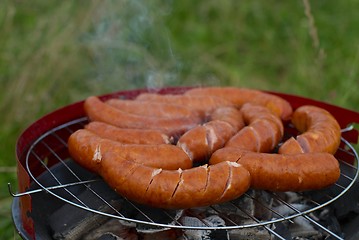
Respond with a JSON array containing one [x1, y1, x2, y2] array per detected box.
[[10, 87, 359, 240]]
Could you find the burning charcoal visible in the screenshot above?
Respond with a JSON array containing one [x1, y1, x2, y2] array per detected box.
[[315, 208, 344, 239], [289, 216, 321, 239], [97, 233, 120, 240], [49, 182, 124, 240], [133, 207, 184, 232], [273, 203, 311, 217], [138, 228, 182, 240], [179, 215, 228, 240], [231, 192, 256, 217], [82, 219, 138, 240], [252, 190, 274, 220], [205, 195, 255, 225], [227, 224, 271, 239], [271, 222, 292, 239]]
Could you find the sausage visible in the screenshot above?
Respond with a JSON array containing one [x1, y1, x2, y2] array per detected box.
[[104, 160, 250, 209], [135, 93, 235, 119], [85, 121, 172, 145], [84, 96, 202, 137], [68, 129, 251, 209], [106, 98, 199, 119], [225, 103, 284, 153], [176, 107, 244, 162], [278, 105, 341, 155], [177, 120, 237, 162], [210, 106, 245, 132], [68, 129, 192, 171], [209, 148, 340, 191], [184, 87, 293, 121]]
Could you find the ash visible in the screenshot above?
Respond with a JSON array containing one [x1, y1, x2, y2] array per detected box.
[[51, 189, 347, 240]]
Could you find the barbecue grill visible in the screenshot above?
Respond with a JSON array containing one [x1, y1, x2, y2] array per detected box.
[[9, 87, 359, 239]]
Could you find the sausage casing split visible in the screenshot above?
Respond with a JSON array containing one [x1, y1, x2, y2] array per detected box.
[[278, 105, 341, 155], [68, 129, 251, 209], [105, 160, 250, 209], [225, 103, 284, 153], [84, 96, 202, 137], [68, 129, 192, 171], [177, 107, 244, 162], [177, 120, 237, 162], [209, 147, 340, 191]]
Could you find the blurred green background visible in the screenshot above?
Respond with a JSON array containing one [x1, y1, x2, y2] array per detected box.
[[1, 1, 359, 239]]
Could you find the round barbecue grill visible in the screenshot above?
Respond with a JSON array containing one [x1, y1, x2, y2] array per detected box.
[[10, 87, 359, 240]]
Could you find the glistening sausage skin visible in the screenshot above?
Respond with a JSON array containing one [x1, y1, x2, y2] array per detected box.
[[68, 129, 192, 171], [278, 105, 341, 155], [84, 96, 202, 137], [68, 129, 251, 209], [209, 147, 340, 191]]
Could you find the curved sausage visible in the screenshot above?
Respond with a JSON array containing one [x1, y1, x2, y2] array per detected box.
[[209, 148, 340, 191], [84, 96, 202, 137], [106, 98, 199, 119], [85, 121, 172, 145], [278, 105, 341, 155], [225, 103, 284, 153], [177, 120, 237, 162], [177, 107, 244, 162], [184, 87, 293, 121], [135, 93, 235, 119], [210, 106, 245, 132], [68, 129, 251, 209], [68, 129, 192, 171]]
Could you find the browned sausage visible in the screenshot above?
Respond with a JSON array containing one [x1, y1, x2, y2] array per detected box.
[[209, 148, 340, 191], [68, 129, 251, 209], [225, 103, 284, 153], [68, 129, 192, 171], [84, 96, 202, 137], [85, 121, 172, 145], [184, 87, 293, 121], [106, 98, 199, 119], [177, 120, 237, 162], [176, 107, 244, 162], [135, 93, 235, 119], [210, 106, 245, 132], [278, 105, 341, 155]]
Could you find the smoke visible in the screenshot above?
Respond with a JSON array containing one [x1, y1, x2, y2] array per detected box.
[[84, 0, 182, 91]]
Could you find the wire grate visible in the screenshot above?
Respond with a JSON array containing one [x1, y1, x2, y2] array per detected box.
[[12, 117, 359, 239]]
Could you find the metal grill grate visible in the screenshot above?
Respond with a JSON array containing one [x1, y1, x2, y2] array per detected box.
[[10, 117, 359, 240]]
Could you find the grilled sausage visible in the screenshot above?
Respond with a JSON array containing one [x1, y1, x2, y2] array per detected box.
[[225, 103, 284, 153], [177, 107, 244, 162], [68, 129, 251, 209], [85, 121, 172, 145], [184, 87, 293, 121], [210, 106, 245, 132], [84, 96, 202, 137], [68, 129, 192, 171], [209, 148, 340, 191], [135, 93, 235, 119], [278, 105, 341, 155], [106, 98, 199, 119]]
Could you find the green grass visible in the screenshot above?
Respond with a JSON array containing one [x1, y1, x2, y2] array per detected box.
[[1, 1, 359, 239]]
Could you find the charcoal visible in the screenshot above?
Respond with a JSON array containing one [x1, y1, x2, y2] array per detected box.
[[179, 215, 227, 240], [49, 181, 124, 240], [83, 219, 138, 240]]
